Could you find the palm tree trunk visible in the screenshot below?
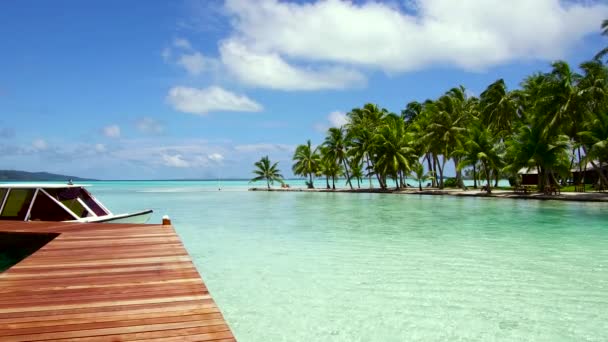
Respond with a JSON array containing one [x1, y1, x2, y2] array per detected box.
[[418, 179, 422, 191], [267, 179, 270, 189], [484, 161, 491, 194], [437, 155, 445, 188], [332, 175, 336, 190], [308, 173, 314, 189], [342, 159, 354, 189], [453, 157, 465, 189], [577, 146, 584, 184], [589, 160, 608, 188], [425, 153, 434, 187], [366, 155, 373, 189], [357, 177, 360, 189], [326, 175, 330, 189], [430, 154, 437, 187], [473, 164, 477, 188]]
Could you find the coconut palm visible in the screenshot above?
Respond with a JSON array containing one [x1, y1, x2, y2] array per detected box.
[[422, 86, 473, 189], [292, 140, 321, 189], [374, 114, 417, 189], [348, 161, 364, 189], [250, 156, 284, 189], [594, 19, 608, 61], [579, 110, 608, 187], [319, 154, 342, 190], [410, 161, 433, 191], [504, 124, 571, 191], [479, 79, 521, 137], [458, 123, 503, 193], [323, 127, 353, 189]]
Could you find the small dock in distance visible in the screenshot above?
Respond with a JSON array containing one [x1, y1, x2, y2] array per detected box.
[[0, 219, 236, 341]]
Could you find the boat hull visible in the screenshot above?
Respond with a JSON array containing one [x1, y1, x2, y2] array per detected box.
[[79, 210, 153, 224]]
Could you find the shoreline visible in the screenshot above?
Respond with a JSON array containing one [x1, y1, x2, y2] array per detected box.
[[249, 187, 608, 202]]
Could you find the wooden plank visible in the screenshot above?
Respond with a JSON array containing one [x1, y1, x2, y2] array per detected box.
[[0, 220, 236, 341]]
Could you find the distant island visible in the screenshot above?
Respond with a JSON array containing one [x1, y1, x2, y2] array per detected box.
[[0, 170, 95, 181]]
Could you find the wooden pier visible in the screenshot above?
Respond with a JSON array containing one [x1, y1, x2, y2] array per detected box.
[[0, 220, 236, 341]]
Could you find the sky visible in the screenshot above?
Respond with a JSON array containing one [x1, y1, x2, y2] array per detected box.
[[1, 0, 607, 180]]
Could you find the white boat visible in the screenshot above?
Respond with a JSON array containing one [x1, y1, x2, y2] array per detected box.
[[0, 183, 153, 224]]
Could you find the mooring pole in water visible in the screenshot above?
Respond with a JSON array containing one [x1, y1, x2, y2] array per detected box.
[[162, 215, 171, 226]]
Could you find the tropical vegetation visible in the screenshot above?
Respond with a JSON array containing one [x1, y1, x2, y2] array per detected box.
[[257, 20, 608, 193], [250, 156, 284, 189]]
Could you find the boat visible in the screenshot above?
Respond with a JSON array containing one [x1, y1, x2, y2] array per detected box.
[[0, 183, 153, 223]]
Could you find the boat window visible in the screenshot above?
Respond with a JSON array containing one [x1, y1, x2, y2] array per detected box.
[[43, 188, 88, 218], [0, 189, 35, 220], [80, 188, 108, 216], [29, 192, 75, 221]]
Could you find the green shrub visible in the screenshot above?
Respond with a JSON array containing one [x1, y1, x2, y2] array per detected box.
[[443, 177, 458, 187]]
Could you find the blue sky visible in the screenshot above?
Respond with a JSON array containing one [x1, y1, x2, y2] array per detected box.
[[1, 0, 607, 180]]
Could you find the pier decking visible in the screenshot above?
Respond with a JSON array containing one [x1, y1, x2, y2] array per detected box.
[[0, 220, 235, 341]]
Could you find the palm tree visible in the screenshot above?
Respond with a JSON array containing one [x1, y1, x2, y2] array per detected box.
[[319, 155, 342, 189], [292, 140, 321, 189], [579, 110, 608, 187], [250, 156, 284, 189], [422, 86, 473, 189], [410, 161, 433, 191], [323, 127, 353, 189], [348, 160, 364, 189], [374, 114, 417, 189], [594, 19, 608, 61], [458, 123, 503, 193], [479, 79, 521, 137], [504, 124, 571, 191]]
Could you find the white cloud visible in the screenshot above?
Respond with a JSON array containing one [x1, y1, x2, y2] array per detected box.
[[136, 117, 165, 134], [176, 51, 219, 75], [314, 110, 349, 132], [32, 139, 47, 150], [103, 125, 121, 138], [95, 143, 106, 153], [162, 153, 190, 168], [222, 0, 608, 74], [166, 86, 263, 115], [327, 111, 348, 127], [208, 153, 224, 162], [173, 37, 192, 50], [219, 40, 366, 90]]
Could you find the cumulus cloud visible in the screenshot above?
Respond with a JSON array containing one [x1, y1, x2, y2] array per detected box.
[[162, 153, 190, 168], [32, 139, 47, 150], [327, 111, 348, 127], [95, 143, 106, 153], [173, 37, 192, 50], [314, 110, 349, 132], [176, 51, 219, 75], [136, 117, 165, 134], [208, 152, 224, 162], [223, 0, 608, 74], [103, 125, 121, 138], [219, 40, 366, 90], [167, 86, 263, 115]]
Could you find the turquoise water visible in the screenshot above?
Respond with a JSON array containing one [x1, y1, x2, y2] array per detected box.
[[80, 182, 608, 340]]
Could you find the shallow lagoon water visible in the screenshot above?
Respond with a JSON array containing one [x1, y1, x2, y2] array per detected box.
[[90, 181, 607, 341]]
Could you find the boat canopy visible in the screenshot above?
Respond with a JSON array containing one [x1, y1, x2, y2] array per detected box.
[[0, 185, 110, 221]]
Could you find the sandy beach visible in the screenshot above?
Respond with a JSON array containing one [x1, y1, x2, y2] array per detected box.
[[250, 186, 608, 202]]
